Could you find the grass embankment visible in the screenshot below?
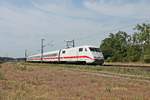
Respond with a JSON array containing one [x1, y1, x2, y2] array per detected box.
[[23, 62, 150, 79], [0, 62, 150, 100]]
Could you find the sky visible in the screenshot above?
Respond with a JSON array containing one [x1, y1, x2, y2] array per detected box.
[[0, 0, 150, 57]]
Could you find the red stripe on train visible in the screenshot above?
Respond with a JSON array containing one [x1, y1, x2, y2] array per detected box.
[[30, 56, 94, 60]]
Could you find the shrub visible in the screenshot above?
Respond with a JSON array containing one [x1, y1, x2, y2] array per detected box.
[[144, 55, 150, 63], [126, 45, 142, 62], [144, 45, 150, 63], [105, 86, 112, 93]]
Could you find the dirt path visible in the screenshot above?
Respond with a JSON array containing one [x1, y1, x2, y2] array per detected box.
[[66, 68, 150, 83]]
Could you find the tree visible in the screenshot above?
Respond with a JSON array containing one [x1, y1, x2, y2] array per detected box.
[[134, 23, 150, 45], [126, 45, 141, 62], [134, 23, 150, 63], [100, 31, 130, 62], [100, 22, 150, 63]]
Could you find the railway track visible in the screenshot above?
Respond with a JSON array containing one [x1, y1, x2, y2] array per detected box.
[[24, 62, 150, 69], [104, 62, 150, 68]]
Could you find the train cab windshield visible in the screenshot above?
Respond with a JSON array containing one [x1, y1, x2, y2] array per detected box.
[[89, 47, 101, 52]]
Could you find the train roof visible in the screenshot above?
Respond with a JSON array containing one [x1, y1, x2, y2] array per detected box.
[[28, 45, 98, 57], [28, 50, 59, 58], [63, 45, 98, 49]]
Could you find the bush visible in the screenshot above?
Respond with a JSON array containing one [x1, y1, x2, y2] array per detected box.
[[144, 55, 150, 63], [143, 45, 150, 63], [125, 45, 142, 62]]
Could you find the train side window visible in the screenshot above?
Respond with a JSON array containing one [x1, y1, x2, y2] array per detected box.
[[62, 50, 66, 54], [79, 48, 83, 52], [85, 48, 87, 52]]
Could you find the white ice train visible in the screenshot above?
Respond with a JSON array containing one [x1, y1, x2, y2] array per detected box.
[[27, 45, 104, 65]]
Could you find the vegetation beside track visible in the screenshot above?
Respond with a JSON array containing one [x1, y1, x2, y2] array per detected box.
[[22, 62, 150, 79], [100, 23, 150, 63], [0, 63, 150, 100], [0, 62, 150, 99]]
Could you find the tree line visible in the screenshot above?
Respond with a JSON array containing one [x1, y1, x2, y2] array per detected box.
[[100, 23, 150, 63]]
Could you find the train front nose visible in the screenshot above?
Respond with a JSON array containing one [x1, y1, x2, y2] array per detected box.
[[94, 59, 104, 65], [93, 52, 104, 59], [93, 52, 104, 65], [89, 47, 104, 65]]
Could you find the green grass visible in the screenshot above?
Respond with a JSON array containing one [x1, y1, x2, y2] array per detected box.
[[22, 63, 150, 78]]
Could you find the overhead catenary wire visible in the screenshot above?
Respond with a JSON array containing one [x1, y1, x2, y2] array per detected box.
[[28, 19, 150, 56], [74, 19, 150, 41]]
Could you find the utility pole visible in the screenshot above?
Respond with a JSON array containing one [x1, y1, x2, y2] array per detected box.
[[25, 49, 27, 62], [41, 38, 45, 63], [72, 40, 75, 47], [40, 39, 53, 63], [65, 40, 75, 48]]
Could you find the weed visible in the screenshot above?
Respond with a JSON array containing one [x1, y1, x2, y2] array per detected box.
[[20, 65, 27, 71], [105, 86, 112, 93], [15, 64, 27, 71]]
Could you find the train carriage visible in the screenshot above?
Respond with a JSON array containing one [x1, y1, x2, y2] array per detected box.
[[27, 45, 104, 65]]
